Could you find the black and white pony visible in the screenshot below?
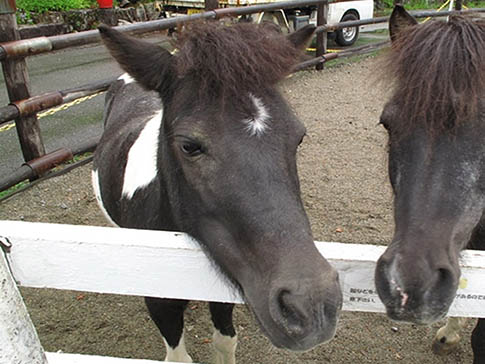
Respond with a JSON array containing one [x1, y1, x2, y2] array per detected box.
[[92, 22, 342, 363], [375, 6, 485, 363]]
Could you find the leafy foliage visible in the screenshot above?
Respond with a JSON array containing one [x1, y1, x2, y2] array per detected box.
[[16, 0, 97, 13], [376, 0, 485, 14]]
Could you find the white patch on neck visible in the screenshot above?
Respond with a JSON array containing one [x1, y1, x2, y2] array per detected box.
[[91, 169, 118, 227], [242, 94, 270, 137], [118, 73, 135, 84], [121, 110, 162, 199]]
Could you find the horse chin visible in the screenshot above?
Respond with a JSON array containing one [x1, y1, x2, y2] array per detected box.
[[243, 279, 341, 351], [376, 273, 455, 326], [375, 244, 460, 327], [250, 303, 338, 351], [384, 304, 449, 326]]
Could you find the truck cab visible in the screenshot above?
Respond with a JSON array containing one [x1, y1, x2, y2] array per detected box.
[[314, 0, 374, 46], [162, 0, 374, 46]]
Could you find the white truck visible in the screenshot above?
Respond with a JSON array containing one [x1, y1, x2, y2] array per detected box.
[[161, 0, 374, 46]]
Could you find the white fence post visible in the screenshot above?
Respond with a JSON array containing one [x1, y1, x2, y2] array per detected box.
[[0, 242, 48, 364]]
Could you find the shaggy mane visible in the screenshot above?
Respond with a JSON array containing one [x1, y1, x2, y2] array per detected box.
[[173, 21, 302, 102], [384, 15, 485, 134]]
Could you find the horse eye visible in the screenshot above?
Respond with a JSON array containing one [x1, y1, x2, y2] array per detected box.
[[181, 142, 203, 156]]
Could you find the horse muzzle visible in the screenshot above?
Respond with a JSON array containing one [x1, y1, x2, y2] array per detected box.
[[375, 248, 459, 325], [246, 266, 342, 351]]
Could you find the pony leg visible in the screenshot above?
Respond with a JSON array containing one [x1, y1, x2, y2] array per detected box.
[[472, 318, 485, 364], [145, 297, 193, 363], [209, 302, 237, 364], [432, 317, 468, 356]]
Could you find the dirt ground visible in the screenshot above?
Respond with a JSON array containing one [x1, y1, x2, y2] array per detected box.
[[0, 56, 478, 363]]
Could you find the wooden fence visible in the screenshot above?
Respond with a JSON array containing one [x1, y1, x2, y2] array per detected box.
[[1, 0, 484, 193], [1, 220, 485, 363]]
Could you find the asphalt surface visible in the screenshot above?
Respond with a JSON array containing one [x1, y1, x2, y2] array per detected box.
[[0, 42, 116, 177], [0, 32, 171, 179]]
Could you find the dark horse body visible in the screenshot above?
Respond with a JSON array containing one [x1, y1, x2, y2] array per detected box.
[[93, 22, 342, 363], [375, 6, 485, 363]]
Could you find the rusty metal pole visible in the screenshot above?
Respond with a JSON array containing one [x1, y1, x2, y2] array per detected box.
[[315, 1, 328, 71], [0, 0, 46, 164]]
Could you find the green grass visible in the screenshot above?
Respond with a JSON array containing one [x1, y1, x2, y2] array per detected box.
[[71, 152, 92, 163], [406, 0, 485, 9], [303, 45, 384, 71], [0, 181, 28, 200], [468, 0, 485, 6], [324, 49, 383, 69], [376, 0, 485, 16], [49, 153, 93, 174]]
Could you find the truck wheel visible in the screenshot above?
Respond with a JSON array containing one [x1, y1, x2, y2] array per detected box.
[[336, 12, 359, 46]]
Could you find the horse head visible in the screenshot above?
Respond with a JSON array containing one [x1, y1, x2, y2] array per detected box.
[[97, 22, 342, 350]]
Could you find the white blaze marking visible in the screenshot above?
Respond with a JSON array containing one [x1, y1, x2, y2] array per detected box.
[[122, 110, 163, 199], [118, 73, 135, 84], [163, 333, 193, 363], [91, 169, 118, 227], [242, 94, 270, 137]]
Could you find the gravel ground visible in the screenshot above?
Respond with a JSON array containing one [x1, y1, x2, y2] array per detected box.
[[0, 56, 477, 363]]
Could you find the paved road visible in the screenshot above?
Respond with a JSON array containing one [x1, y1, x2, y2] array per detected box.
[[0, 33, 173, 178], [0, 42, 119, 177], [0, 29, 384, 179]]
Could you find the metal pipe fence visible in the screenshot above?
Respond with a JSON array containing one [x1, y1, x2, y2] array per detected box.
[[0, 0, 327, 61], [1, 0, 485, 193]]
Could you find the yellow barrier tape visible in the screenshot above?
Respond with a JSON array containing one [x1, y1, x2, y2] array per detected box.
[[306, 47, 341, 53], [37, 92, 101, 118], [0, 92, 102, 134], [187, 8, 203, 15], [422, 0, 451, 22], [0, 123, 14, 133]]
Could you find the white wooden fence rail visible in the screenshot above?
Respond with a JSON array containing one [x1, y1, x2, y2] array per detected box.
[[2, 220, 485, 364]]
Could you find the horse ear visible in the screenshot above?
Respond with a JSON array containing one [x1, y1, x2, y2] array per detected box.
[[389, 5, 418, 42], [98, 24, 174, 92], [287, 24, 316, 50]]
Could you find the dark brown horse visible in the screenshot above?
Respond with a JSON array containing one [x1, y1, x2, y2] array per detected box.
[[93, 22, 342, 363], [375, 6, 485, 362]]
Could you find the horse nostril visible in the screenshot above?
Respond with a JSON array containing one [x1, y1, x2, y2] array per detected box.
[[437, 268, 454, 285], [273, 289, 308, 337], [278, 290, 292, 318], [433, 267, 458, 296]]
